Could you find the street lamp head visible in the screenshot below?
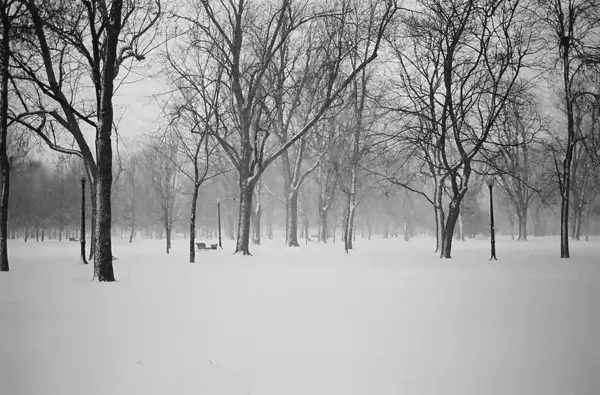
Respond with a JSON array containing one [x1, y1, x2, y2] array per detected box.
[[486, 177, 495, 188]]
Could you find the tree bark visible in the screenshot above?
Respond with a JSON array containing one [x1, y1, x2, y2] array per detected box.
[[441, 200, 461, 259], [0, 6, 8, 271], [286, 190, 300, 247], [92, 0, 122, 282], [94, 136, 115, 281], [189, 184, 199, 262], [318, 205, 329, 243], [344, 195, 356, 253], [234, 178, 255, 255], [166, 224, 172, 254], [517, 207, 528, 241], [252, 199, 261, 245], [80, 178, 87, 264], [88, 184, 96, 261]]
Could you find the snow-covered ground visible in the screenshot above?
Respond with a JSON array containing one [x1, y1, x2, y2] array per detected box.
[[1, 236, 599, 395]]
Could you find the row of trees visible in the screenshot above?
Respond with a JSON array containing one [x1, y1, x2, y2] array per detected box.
[[1, 0, 599, 280]]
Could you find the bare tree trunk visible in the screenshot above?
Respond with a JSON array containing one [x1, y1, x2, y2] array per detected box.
[[166, 224, 172, 254], [94, 140, 115, 281], [234, 178, 255, 255], [441, 201, 460, 259], [89, 186, 96, 260], [252, 183, 262, 245], [252, 200, 261, 245], [344, 195, 356, 253], [129, 191, 135, 243], [80, 178, 87, 264], [434, 180, 445, 253], [189, 184, 199, 262], [318, 205, 329, 243], [435, 205, 445, 254], [286, 190, 300, 247]]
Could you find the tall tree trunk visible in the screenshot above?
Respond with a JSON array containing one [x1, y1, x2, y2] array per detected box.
[[234, 178, 255, 255], [252, 199, 261, 245], [0, 1, 11, 272], [516, 207, 528, 241], [435, 205, 445, 254], [88, 186, 96, 261], [559, 33, 575, 258], [441, 200, 460, 259], [94, 139, 115, 281], [252, 183, 262, 245], [434, 179, 445, 253], [344, 195, 356, 253], [129, 191, 135, 243], [189, 184, 199, 263], [318, 205, 329, 243], [286, 190, 300, 247], [80, 178, 87, 264], [166, 224, 171, 254]]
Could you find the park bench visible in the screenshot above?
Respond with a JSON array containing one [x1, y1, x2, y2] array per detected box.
[[196, 242, 218, 250], [69, 237, 77, 242]]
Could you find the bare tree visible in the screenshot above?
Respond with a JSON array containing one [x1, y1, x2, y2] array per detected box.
[[488, 91, 552, 241], [534, 0, 600, 257], [175, 0, 400, 255], [12, 0, 161, 280], [142, 137, 182, 254], [385, 0, 535, 258]]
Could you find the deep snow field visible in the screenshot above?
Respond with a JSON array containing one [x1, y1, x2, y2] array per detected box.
[[1, 235, 599, 395]]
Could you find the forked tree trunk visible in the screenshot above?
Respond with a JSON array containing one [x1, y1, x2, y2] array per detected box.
[[189, 184, 199, 263]]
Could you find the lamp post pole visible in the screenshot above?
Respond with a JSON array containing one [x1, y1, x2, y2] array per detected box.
[[487, 178, 497, 260], [217, 199, 222, 249]]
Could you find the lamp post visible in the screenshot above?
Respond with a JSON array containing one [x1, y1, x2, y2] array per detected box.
[[217, 198, 222, 249], [487, 177, 497, 260]]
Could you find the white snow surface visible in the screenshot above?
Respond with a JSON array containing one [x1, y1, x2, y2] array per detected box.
[[1, 236, 599, 395]]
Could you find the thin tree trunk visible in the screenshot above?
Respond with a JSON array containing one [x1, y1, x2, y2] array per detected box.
[[252, 199, 261, 245], [166, 224, 171, 254], [80, 178, 87, 264], [286, 190, 300, 247], [434, 180, 445, 254], [89, 186, 96, 261], [189, 184, 199, 263], [344, 196, 356, 253]]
